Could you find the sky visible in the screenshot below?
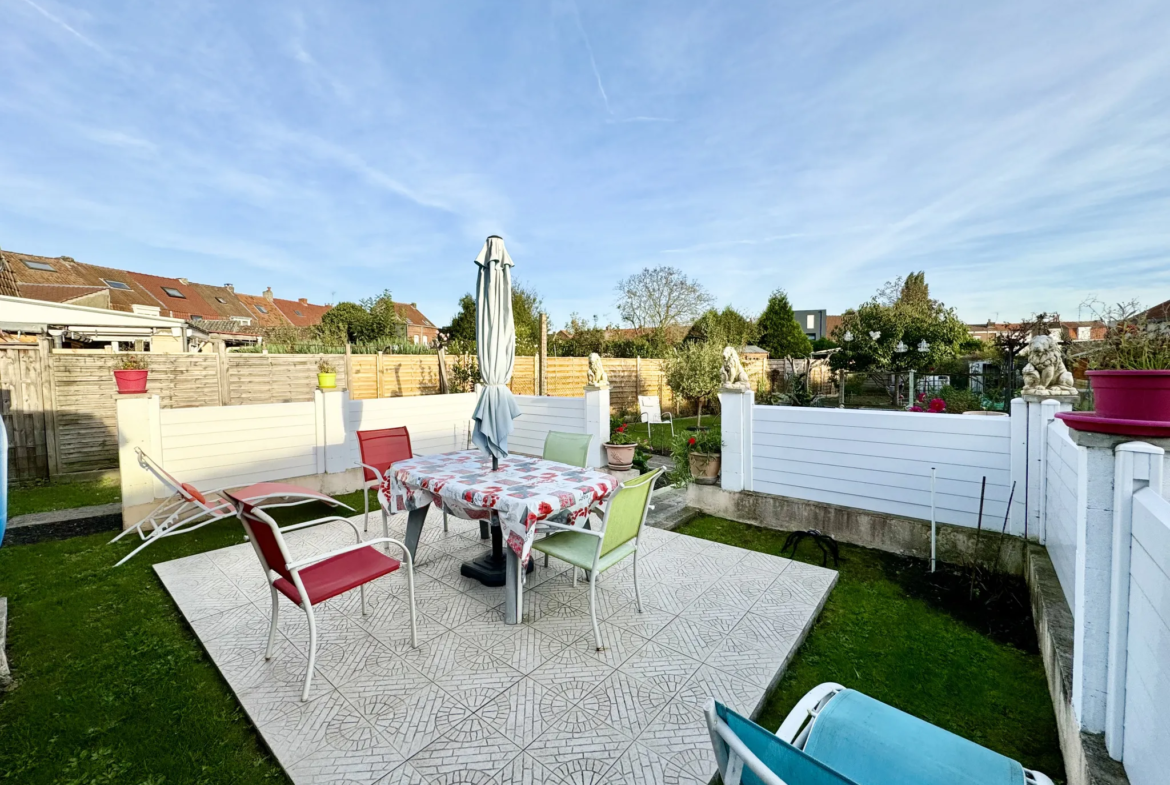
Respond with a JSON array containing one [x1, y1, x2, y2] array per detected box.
[[1, 0, 1168, 330]]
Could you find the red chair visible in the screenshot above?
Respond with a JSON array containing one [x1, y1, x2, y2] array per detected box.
[[225, 490, 418, 701], [357, 427, 443, 537]]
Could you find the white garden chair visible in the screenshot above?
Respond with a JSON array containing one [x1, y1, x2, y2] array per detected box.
[[638, 395, 674, 442], [109, 448, 352, 567]]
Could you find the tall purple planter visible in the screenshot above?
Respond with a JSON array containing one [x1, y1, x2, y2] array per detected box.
[[1087, 370, 1170, 422]]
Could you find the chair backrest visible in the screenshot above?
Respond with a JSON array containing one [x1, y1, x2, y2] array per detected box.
[[638, 396, 664, 424], [224, 491, 293, 582], [706, 699, 860, 785], [542, 431, 592, 468], [136, 448, 211, 509], [599, 468, 662, 556], [357, 427, 413, 482]]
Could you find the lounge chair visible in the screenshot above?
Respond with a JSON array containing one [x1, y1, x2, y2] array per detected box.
[[705, 683, 1055, 785], [227, 490, 417, 701], [109, 448, 351, 566]]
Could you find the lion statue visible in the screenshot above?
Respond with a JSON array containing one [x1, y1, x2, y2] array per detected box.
[[1021, 334, 1077, 395], [721, 346, 751, 389], [587, 352, 609, 387]]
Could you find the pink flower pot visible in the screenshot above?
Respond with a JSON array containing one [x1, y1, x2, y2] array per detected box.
[[113, 369, 148, 394], [604, 443, 636, 471], [1087, 370, 1170, 422]]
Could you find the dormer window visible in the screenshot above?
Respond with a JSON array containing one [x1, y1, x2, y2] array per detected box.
[[161, 287, 186, 298], [23, 260, 55, 272], [294, 310, 303, 316], [255, 304, 267, 314], [215, 297, 227, 304], [103, 279, 131, 290]]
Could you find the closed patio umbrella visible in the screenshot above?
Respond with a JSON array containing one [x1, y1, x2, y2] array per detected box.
[[471, 236, 521, 468]]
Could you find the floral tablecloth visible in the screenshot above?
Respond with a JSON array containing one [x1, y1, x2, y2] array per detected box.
[[382, 450, 618, 562]]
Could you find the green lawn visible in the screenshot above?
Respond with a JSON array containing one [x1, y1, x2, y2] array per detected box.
[[676, 515, 1065, 782], [0, 489, 370, 785], [619, 415, 720, 452], [8, 478, 122, 518]]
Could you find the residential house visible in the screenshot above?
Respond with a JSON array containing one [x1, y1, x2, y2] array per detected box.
[[794, 310, 829, 340], [967, 319, 1107, 343], [274, 296, 332, 328], [393, 302, 440, 346], [234, 288, 292, 328], [1142, 299, 1170, 322]]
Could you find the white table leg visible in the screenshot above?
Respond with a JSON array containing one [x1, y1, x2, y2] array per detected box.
[[504, 549, 523, 624]]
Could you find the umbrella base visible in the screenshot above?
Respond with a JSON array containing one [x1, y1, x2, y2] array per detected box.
[[460, 521, 533, 586]]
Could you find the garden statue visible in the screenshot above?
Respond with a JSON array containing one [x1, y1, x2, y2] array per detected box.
[[721, 346, 751, 389], [587, 352, 609, 387], [1020, 334, 1078, 395]]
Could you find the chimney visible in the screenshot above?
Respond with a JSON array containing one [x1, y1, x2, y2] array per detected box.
[[178, 277, 189, 285], [224, 284, 234, 292], [263, 287, 274, 302], [411, 302, 417, 308], [299, 298, 308, 305]]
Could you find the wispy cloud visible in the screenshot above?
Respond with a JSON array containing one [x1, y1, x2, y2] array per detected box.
[[570, 1, 612, 115], [18, 0, 107, 54]]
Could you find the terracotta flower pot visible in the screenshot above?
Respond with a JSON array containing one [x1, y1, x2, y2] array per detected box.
[[113, 369, 148, 394], [317, 372, 337, 389], [604, 443, 636, 471], [689, 452, 721, 484], [1087, 370, 1170, 422]]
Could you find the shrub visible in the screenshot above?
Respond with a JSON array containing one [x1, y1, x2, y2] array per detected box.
[[668, 426, 722, 485], [662, 341, 723, 425], [937, 385, 982, 413], [114, 354, 148, 371], [317, 359, 336, 374]]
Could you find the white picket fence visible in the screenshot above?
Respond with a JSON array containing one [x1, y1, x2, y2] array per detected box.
[[749, 405, 1014, 529], [1043, 418, 1083, 608]]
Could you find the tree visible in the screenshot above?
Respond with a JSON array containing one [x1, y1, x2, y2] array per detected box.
[[315, 290, 404, 345], [685, 306, 760, 348], [829, 273, 970, 373], [615, 265, 714, 337], [757, 290, 812, 359], [663, 341, 723, 426], [443, 280, 546, 354]]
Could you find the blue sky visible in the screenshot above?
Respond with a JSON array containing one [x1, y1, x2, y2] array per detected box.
[[2, 1, 1168, 329]]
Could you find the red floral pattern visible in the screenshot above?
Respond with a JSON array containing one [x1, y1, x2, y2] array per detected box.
[[382, 450, 619, 562]]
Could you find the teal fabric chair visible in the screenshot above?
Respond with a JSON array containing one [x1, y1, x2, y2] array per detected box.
[[707, 684, 1055, 785], [529, 467, 663, 650], [542, 431, 593, 467]]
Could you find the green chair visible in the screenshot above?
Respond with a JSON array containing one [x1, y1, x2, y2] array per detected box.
[[542, 431, 593, 467], [530, 467, 664, 650]]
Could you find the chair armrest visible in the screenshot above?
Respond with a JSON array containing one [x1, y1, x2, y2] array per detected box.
[[288, 536, 414, 571], [361, 463, 385, 483], [661, 412, 673, 422], [540, 520, 603, 538], [640, 412, 651, 423], [280, 515, 362, 542], [774, 682, 844, 745]]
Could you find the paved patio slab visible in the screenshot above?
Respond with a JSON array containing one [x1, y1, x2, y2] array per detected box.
[[156, 508, 836, 785]]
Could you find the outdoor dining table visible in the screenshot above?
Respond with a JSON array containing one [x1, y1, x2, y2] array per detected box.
[[382, 449, 619, 624]]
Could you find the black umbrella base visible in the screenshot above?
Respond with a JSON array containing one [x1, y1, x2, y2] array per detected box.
[[460, 522, 534, 586]]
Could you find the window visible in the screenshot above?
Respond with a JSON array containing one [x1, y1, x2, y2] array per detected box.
[[412, 334, 419, 344], [1077, 326, 1091, 341], [421, 335, 429, 346], [215, 297, 227, 304], [102, 279, 132, 290], [254, 304, 267, 314], [806, 314, 815, 330], [23, 260, 55, 272], [161, 287, 186, 298], [294, 310, 303, 317], [190, 315, 203, 321]]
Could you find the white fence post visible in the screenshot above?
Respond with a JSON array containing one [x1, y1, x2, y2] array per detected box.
[[320, 388, 350, 474], [583, 384, 610, 469], [116, 393, 162, 528], [1023, 394, 1075, 540], [1105, 441, 1164, 760], [1010, 397, 1027, 536], [719, 386, 754, 492]]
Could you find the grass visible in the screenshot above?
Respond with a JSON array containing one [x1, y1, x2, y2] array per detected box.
[[0, 489, 369, 785], [675, 515, 1066, 782], [619, 414, 721, 452], [7, 478, 122, 518]]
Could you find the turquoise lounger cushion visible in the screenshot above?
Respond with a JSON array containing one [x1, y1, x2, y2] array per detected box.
[[715, 702, 860, 785], [802, 689, 1027, 785]]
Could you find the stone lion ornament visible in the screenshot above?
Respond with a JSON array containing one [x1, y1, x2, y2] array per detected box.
[[587, 352, 609, 387], [721, 346, 751, 389], [1021, 334, 1077, 395]]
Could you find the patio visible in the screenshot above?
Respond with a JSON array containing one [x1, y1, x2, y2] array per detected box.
[[155, 506, 836, 785]]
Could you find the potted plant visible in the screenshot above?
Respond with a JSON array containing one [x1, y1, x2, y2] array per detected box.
[[1083, 311, 1170, 423], [317, 359, 337, 389], [604, 423, 639, 471], [671, 426, 722, 485], [112, 354, 149, 394]]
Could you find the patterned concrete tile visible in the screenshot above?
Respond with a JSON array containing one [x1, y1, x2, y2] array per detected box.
[[158, 512, 833, 785]]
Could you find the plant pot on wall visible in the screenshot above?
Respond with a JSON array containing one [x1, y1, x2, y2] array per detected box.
[[1086, 370, 1170, 422], [688, 452, 721, 484], [317, 373, 337, 389], [113, 370, 148, 394], [604, 443, 636, 471]]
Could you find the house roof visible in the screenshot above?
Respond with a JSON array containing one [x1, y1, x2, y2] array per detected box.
[[1143, 299, 1170, 322], [235, 292, 292, 327], [187, 282, 254, 321], [127, 271, 224, 321], [188, 318, 262, 338], [273, 297, 332, 327], [393, 302, 436, 329], [16, 282, 107, 303], [1, 252, 166, 313]]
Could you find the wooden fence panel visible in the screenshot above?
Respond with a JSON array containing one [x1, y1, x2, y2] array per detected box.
[[546, 357, 588, 398], [0, 346, 49, 482], [226, 354, 349, 405], [510, 356, 537, 396]]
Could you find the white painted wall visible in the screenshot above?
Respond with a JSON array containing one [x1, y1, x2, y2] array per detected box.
[[1123, 487, 1170, 785], [751, 406, 1013, 528], [159, 400, 319, 489], [511, 394, 590, 459], [1044, 418, 1084, 607], [348, 393, 477, 467]]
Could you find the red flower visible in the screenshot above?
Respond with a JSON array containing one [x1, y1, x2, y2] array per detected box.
[[616, 424, 627, 433], [688, 437, 697, 446], [916, 392, 926, 402], [909, 405, 925, 412], [928, 397, 946, 413]]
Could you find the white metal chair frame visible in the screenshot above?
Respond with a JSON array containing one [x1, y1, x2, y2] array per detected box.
[[235, 502, 418, 702], [638, 395, 674, 443], [527, 468, 664, 650], [110, 448, 351, 567]]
